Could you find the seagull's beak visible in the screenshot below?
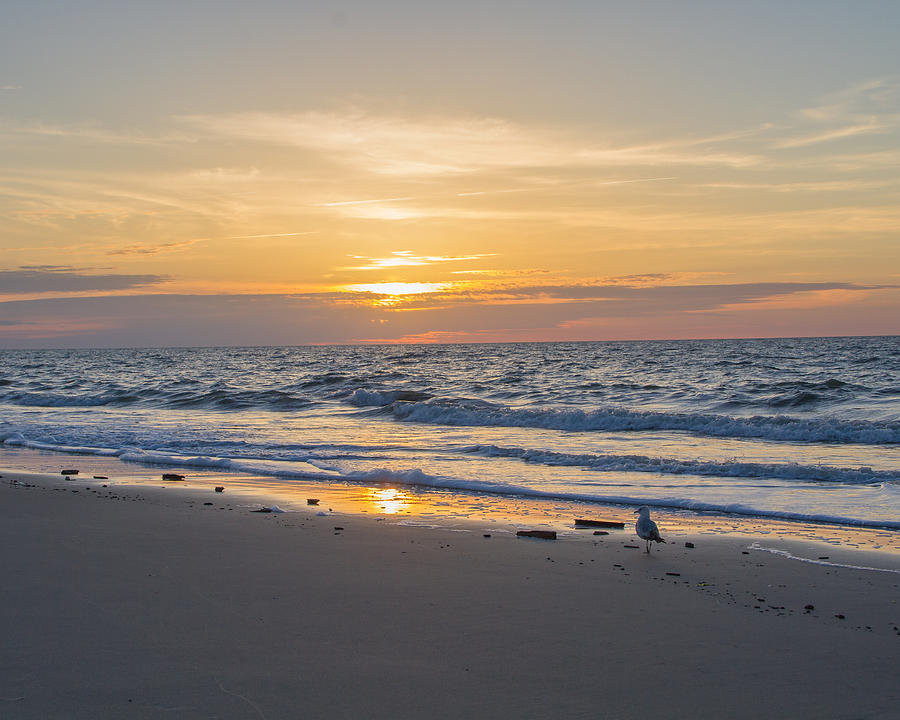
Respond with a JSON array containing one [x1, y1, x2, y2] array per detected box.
[[633, 509, 640, 514]]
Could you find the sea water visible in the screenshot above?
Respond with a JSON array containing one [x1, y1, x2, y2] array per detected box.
[[1, 337, 899, 529]]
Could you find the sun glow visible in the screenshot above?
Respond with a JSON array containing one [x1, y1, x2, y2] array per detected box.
[[342, 282, 453, 306], [344, 282, 451, 296]]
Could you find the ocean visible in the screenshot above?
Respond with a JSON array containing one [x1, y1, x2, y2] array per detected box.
[[2, 337, 899, 530]]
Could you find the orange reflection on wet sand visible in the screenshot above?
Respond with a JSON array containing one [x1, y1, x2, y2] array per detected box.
[[368, 487, 412, 514]]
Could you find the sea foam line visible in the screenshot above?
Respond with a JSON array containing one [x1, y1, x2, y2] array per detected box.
[[748, 542, 900, 574], [464, 444, 897, 484]]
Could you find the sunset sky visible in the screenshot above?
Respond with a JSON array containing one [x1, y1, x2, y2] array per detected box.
[[2, 0, 899, 347]]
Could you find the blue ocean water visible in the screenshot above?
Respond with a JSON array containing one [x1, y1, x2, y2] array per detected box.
[[1, 337, 899, 528]]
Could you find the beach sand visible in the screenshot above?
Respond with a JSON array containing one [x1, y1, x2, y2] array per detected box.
[[2, 467, 899, 719]]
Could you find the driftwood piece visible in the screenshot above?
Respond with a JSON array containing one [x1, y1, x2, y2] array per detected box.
[[516, 530, 557, 540], [574, 518, 624, 529]]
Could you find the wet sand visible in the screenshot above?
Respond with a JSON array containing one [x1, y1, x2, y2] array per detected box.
[[2, 467, 899, 719]]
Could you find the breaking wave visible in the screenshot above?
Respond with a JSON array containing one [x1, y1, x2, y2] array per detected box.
[[385, 398, 900, 445], [463, 445, 898, 484]]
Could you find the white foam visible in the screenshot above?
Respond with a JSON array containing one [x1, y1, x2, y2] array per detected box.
[[4, 435, 121, 457], [465, 444, 896, 484], [348, 388, 431, 406], [390, 400, 900, 444], [747, 542, 900, 574]]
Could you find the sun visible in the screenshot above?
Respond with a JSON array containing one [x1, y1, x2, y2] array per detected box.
[[342, 282, 452, 306], [344, 282, 450, 295]]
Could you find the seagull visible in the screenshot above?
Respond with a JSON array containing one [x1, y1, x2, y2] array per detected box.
[[634, 506, 666, 553]]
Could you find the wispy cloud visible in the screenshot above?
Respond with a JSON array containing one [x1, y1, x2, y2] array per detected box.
[[697, 179, 897, 193], [0, 318, 116, 340], [178, 111, 764, 177], [314, 176, 682, 222], [450, 268, 550, 277], [456, 188, 531, 197], [9, 121, 194, 146], [318, 197, 416, 207], [107, 240, 201, 256], [17, 264, 81, 272], [225, 231, 319, 239], [775, 121, 888, 149], [776, 77, 900, 149], [800, 78, 900, 120]]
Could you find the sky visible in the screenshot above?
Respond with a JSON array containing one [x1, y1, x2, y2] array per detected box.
[[2, 0, 899, 348]]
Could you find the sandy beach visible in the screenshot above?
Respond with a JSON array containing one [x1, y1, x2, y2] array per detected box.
[[5, 0, 900, 715], [2, 465, 899, 720]]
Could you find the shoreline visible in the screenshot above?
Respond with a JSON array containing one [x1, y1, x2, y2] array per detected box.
[[3, 462, 900, 718], [4, 445, 900, 557]]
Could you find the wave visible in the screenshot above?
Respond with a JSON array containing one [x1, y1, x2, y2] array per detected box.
[[383, 398, 900, 444], [2, 433, 122, 457], [463, 445, 898, 485], [1, 391, 143, 408], [348, 388, 433, 406], [4, 434, 899, 531], [166, 388, 314, 410], [0, 387, 315, 411]]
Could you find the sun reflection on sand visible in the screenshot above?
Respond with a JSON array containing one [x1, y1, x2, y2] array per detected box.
[[368, 487, 412, 514]]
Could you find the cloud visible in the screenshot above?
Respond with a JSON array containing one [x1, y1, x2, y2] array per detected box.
[[0, 281, 894, 348], [0, 318, 116, 340], [17, 264, 81, 272], [450, 269, 550, 277], [774, 121, 888, 149], [800, 78, 900, 120], [10, 122, 193, 146], [352, 280, 889, 316], [225, 231, 320, 239], [0, 268, 165, 294], [314, 177, 680, 220], [776, 77, 900, 149], [696, 179, 895, 193], [106, 240, 201, 256], [178, 111, 763, 177], [318, 196, 416, 207]]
